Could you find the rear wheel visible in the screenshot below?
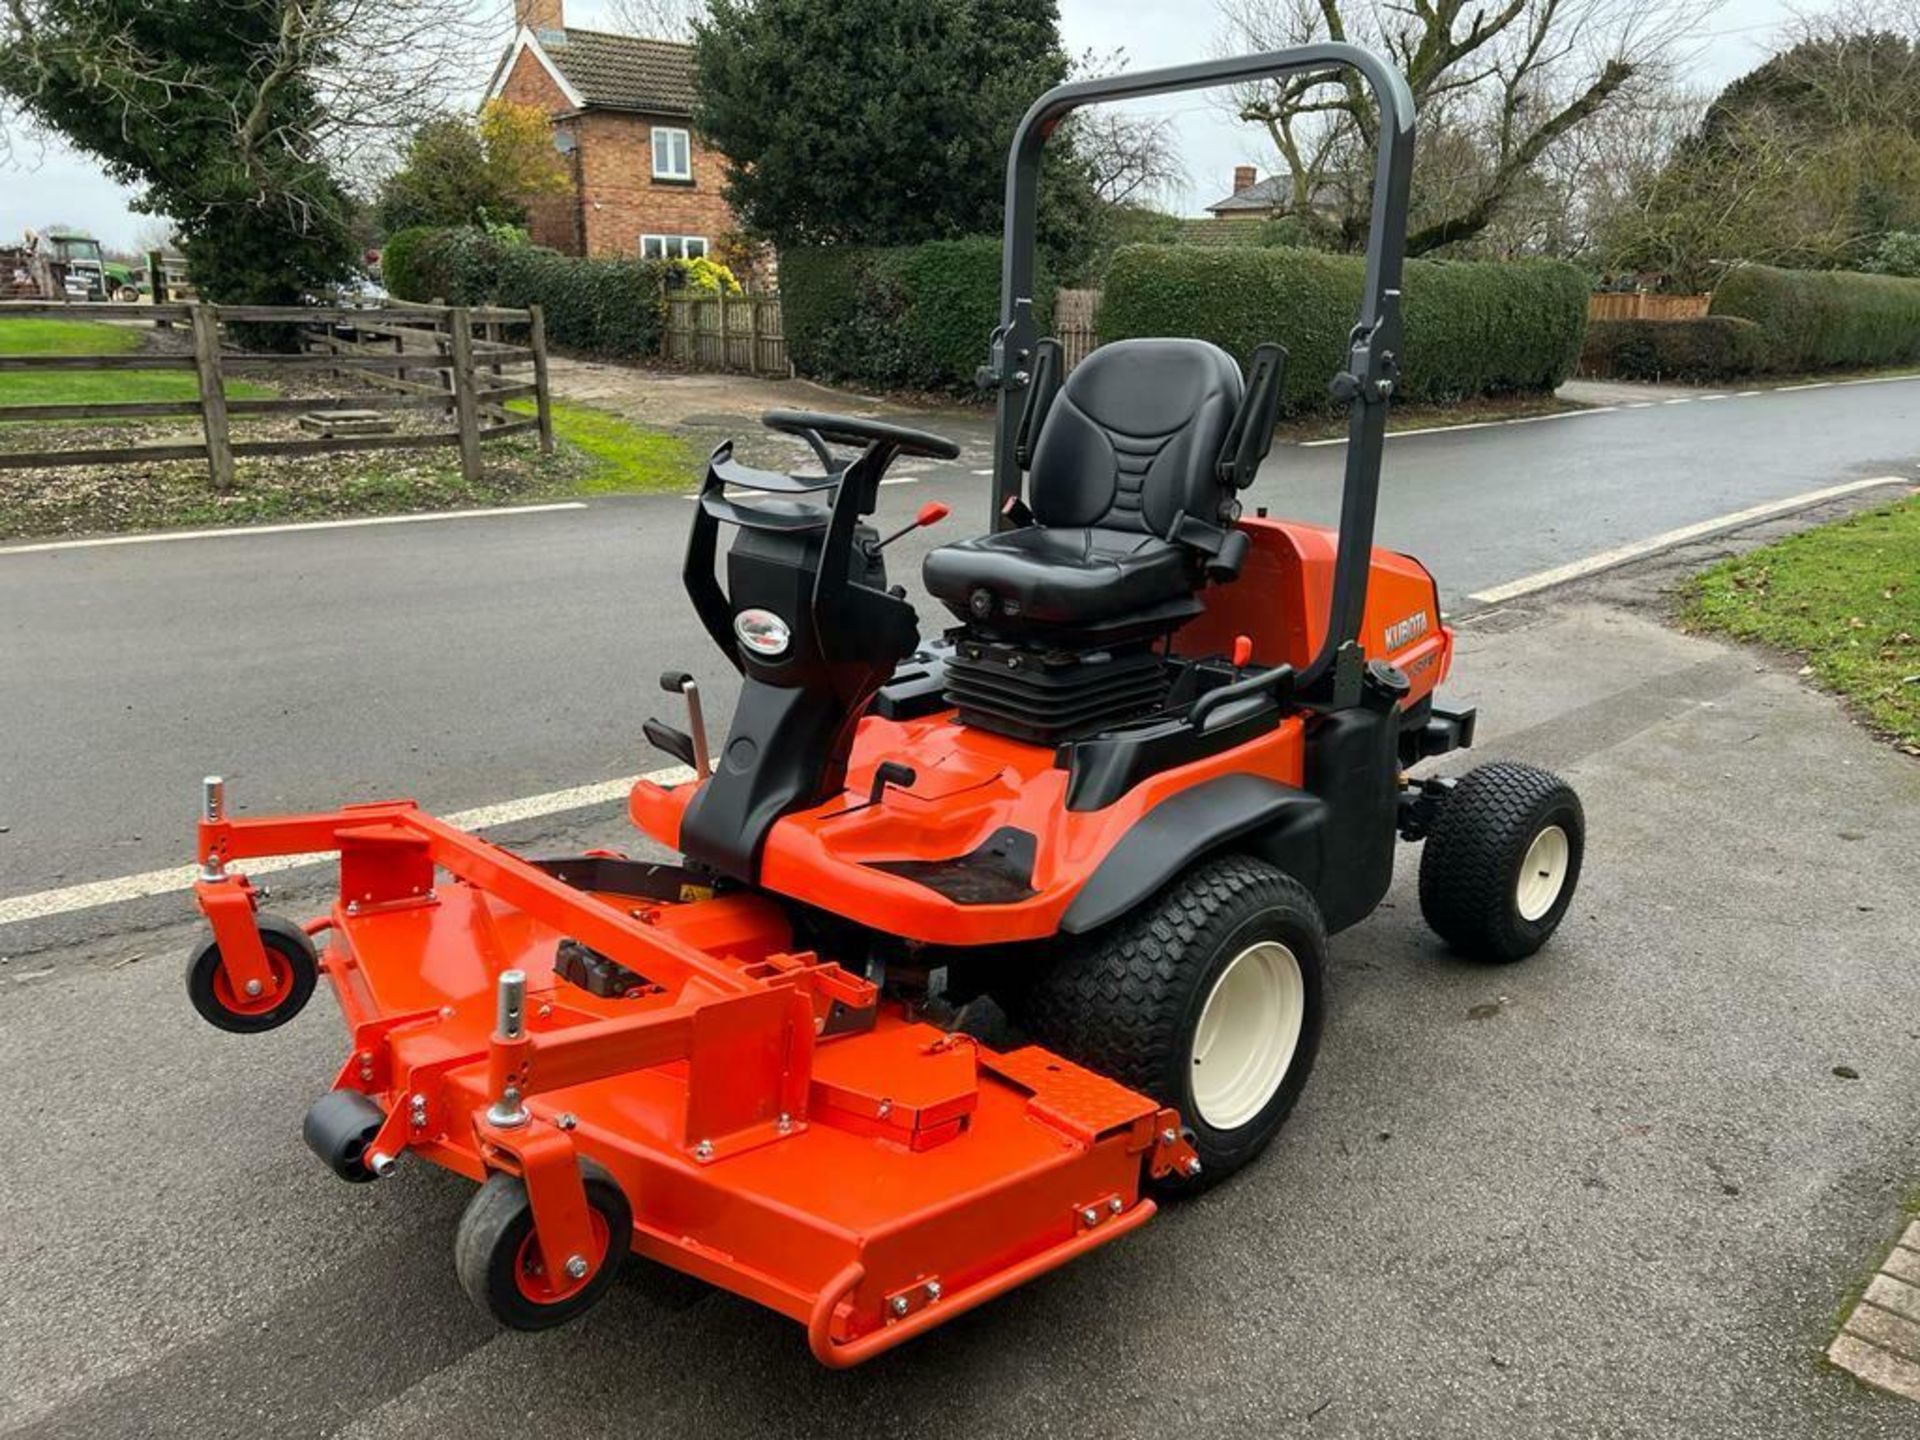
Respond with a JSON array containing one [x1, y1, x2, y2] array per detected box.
[[1007, 854, 1327, 1190], [1418, 761, 1584, 962]]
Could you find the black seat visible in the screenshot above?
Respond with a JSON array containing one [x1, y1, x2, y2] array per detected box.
[[924, 338, 1245, 631]]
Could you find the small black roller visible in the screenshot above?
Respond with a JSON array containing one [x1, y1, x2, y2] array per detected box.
[[303, 1089, 388, 1183]]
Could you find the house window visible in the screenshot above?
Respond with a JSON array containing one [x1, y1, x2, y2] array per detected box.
[[642, 235, 708, 260], [651, 127, 692, 181]]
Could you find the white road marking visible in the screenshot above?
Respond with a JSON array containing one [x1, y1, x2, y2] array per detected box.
[[1778, 380, 1834, 391], [1698, 394, 1731, 401], [1627, 401, 1656, 409], [1737, 390, 1764, 397], [1468, 476, 1913, 604], [0, 503, 589, 558], [972, 468, 995, 476], [1663, 397, 1693, 405], [1297, 405, 1627, 448], [0, 765, 696, 928]]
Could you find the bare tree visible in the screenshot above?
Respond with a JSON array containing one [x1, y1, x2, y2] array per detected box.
[[605, 0, 706, 41], [1070, 107, 1188, 206], [1215, 0, 1719, 254]]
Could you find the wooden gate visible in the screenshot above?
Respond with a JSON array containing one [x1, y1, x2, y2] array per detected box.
[[1054, 288, 1103, 369], [664, 294, 790, 376]]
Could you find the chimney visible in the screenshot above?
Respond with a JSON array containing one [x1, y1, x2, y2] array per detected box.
[[1233, 166, 1258, 194], [516, 0, 564, 38]]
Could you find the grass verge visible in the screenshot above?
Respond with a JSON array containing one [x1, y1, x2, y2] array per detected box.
[[1682, 496, 1920, 749], [512, 400, 700, 493]]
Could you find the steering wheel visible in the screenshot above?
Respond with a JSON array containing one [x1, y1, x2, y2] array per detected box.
[[763, 409, 961, 462]]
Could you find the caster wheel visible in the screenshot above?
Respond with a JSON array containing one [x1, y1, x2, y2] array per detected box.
[[1418, 761, 1585, 962], [303, 1089, 388, 1183], [185, 913, 318, 1033], [455, 1160, 632, 1331], [1007, 853, 1327, 1193]]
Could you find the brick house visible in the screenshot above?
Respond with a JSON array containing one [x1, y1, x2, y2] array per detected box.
[[483, 0, 745, 274]]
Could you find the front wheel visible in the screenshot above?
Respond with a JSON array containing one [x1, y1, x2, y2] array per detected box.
[[454, 1160, 632, 1331], [185, 913, 319, 1033], [1418, 761, 1585, 962], [1007, 854, 1327, 1191]]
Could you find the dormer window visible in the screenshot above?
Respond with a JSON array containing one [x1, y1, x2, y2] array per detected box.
[[652, 127, 691, 181]]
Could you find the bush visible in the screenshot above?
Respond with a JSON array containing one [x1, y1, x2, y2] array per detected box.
[[1709, 262, 1920, 372], [378, 226, 439, 303], [382, 225, 669, 360], [782, 236, 1052, 392], [1099, 246, 1588, 415], [1580, 317, 1772, 382], [1866, 232, 1920, 279]]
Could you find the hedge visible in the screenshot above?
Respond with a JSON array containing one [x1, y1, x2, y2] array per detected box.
[[1581, 317, 1772, 383], [1710, 263, 1920, 373], [1099, 245, 1588, 415], [783, 237, 1052, 392], [382, 226, 670, 360]]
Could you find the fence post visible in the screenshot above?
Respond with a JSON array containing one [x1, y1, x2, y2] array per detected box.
[[529, 304, 554, 455], [748, 296, 762, 376], [149, 249, 172, 329], [189, 303, 235, 491], [447, 306, 483, 483]]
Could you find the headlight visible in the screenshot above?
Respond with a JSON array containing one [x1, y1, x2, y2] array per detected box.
[[733, 607, 791, 658]]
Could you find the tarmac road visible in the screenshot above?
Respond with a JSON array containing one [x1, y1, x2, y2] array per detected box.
[[2, 567, 1918, 1437], [1, 372, 1917, 912]]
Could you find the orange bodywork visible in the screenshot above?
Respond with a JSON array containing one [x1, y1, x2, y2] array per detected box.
[[188, 518, 1446, 1364], [631, 518, 1453, 945]]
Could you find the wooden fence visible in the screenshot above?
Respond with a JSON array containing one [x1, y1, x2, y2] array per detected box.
[[1587, 292, 1712, 322], [663, 293, 789, 376], [0, 300, 552, 487]]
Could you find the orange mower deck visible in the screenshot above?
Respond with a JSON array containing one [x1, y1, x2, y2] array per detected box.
[[193, 799, 1197, 1365]]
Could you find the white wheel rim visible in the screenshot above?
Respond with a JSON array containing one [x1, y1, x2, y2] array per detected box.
[[1515, 824, 1570, 921], [1190, 940, 1305, 1132]]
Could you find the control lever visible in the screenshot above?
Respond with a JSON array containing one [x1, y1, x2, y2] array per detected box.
[[867, 761, 917, 805], [864, 502, 950, 557], [658, 671, 711, 777]]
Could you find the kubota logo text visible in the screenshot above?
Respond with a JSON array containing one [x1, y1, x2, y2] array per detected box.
[[1384, 610, 1430, 650]]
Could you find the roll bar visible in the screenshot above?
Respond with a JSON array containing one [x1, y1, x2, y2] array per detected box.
[[985, 44, 1416, 701]]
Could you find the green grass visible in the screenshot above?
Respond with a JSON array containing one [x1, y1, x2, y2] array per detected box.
[[0, 315, 274, 416], [510, 399, 699, 493], [1683, 496, 1920, 747], [0, 316, 145, 356]]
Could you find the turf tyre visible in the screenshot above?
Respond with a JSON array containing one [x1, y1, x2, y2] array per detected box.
[[1418, 761, 1583, 962], [1008, 853, 1327, 1192]]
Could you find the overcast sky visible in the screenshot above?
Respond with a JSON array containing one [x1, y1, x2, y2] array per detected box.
[[0, 0, 1817, 250]]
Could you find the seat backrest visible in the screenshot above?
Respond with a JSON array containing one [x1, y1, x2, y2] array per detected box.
[[1028, 338, 1244, 537]]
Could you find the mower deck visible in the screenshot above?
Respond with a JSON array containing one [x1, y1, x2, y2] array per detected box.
[[193, 799, 1192, 1365]]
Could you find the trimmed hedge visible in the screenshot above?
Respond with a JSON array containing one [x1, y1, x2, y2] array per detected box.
[[383, 226, 669, 360], [1710, 263, 1920, 373], [1581, 317, 1771, 383], [783, 237, 1053, 392], [1099, 245, 1588, 414]]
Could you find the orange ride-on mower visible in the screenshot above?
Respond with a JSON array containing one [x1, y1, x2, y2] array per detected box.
[[185, 44, 1583, 1365]]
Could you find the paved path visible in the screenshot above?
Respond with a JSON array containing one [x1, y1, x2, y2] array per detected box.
[[1, 370, 1915, 915], [3, 573, 1918, 1437]]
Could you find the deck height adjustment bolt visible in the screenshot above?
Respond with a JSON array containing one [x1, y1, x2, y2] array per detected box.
[[695, 1139, 714, 1161], [555, 1112, 577, 1131], [1160, 1127, 1177, 1146], [244, 979, 264, 997], [1081, 1208, 1099, 1227], [1184, 1157, 1203, 1177], [410, 1094, 429, 1128], [924, 1281, 941, 1301], [776, 1112, 792, 1135], [891, 1296, 911, 1317], [1109, 1197, 1123, 1214], [565, 1255, 589, 1280]]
